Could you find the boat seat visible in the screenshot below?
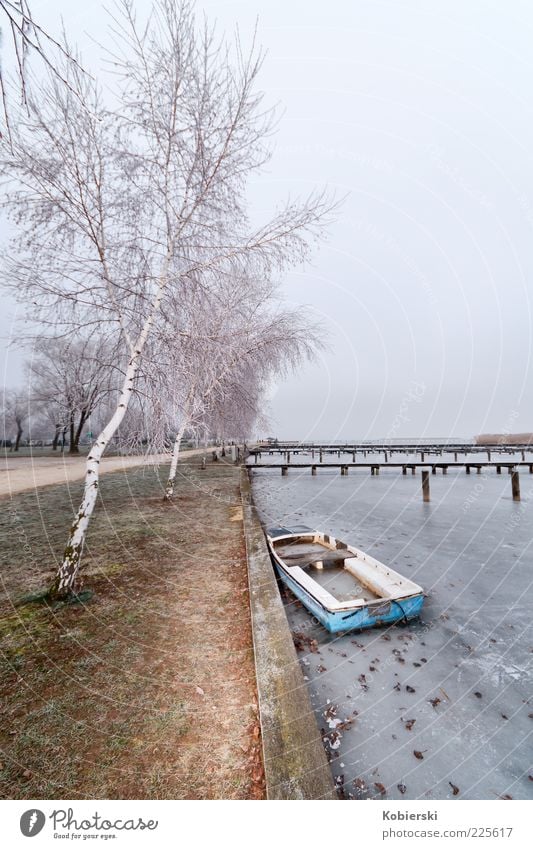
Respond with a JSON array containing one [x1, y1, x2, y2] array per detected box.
[[285, 566, 339, 608], [343, 557, 401, 599], [281, 550, 351, 568]]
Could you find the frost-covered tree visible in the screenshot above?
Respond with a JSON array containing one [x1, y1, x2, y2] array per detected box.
[[1, 387, 28, 450], [0, 1, 87, 140], [27, 335, 118, 453], [1, 0, 332, 597], [141, 267, 322, 498]]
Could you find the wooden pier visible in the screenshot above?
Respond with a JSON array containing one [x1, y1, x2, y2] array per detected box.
[[250, 461, 533, 473], [251, 441, 533, 464], [249, 460, 533, 501]]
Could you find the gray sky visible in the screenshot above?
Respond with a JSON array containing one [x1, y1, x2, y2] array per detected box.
[[2, 0, 533, 440]]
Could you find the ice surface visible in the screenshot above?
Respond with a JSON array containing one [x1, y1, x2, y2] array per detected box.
[[250, 464, 533, 800]]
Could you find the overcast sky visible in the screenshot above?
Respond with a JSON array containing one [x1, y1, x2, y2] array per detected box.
[[2, 0, 533, 440]]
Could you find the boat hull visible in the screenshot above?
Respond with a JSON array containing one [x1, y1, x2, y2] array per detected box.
[[274, 562, 424, 632], [267, 527, 425, 634]]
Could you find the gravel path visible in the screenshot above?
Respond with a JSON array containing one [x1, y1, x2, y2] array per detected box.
[[0, 448, 208, 497]]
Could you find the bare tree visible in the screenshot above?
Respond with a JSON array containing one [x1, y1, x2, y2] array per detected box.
[[27, 334, 118, 454], [142, 269, 323, 498], [1, 0, 333, 598], [207, 368, 269, 447], [0, 1, 87, 141], [1, 387, 28, 450], [30, 392, 66, 450]]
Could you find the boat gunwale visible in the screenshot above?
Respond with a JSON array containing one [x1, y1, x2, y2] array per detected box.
[[267, 531, 424, 615]]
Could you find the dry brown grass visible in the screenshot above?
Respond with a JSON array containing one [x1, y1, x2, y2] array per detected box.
[[0, 459, 264, 799]]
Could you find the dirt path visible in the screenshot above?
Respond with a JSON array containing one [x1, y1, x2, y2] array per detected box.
[[0, 449, 208, 498]]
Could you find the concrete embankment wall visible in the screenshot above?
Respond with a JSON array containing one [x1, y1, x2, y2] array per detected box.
[[240, 467, 336, 800]]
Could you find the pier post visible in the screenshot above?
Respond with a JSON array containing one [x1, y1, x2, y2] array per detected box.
[[454, 452, 458, 462], [384, 450, 388, 462], [522, 450, 525, 462], [341, 465, 348, 476], [496, 465, 501, 474], [312, 450, 315, 459], [311, 465, 317, 476], [411, 466, 416, 475], [476, 466, 481, 474], [352, 451, 356, 462], [254, 453, 258, 464], [443, 466, 448, 474], [287, 452, 291, 464], [466, 465, 471, 475], [487, 450, 491, 462], [422, 470, 430, 502], [421, 451, 425, 462], [512, 471, 521, 501], [432, 465, 436, 475], [319, 450, 323, 463], [529, 465, 533, 474], [281, 466, 288, 476], [402, 465, 407, 475]]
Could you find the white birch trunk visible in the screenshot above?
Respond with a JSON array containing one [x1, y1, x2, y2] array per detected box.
[[52, 353, 139, 595], [164, 423, 187, 500], [53, 280, 167, 597]]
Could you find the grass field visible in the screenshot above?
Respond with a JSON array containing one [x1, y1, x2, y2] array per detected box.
[[0, 458, 264, 799]]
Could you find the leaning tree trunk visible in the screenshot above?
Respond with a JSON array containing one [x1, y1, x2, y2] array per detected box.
[[50, 271, 168, 598], [50, 354, 139, 597], [14, 425, 22, 451], [164, 423, 187, 501]]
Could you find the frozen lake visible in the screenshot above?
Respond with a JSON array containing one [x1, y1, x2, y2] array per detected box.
[[249, 461, 533, 800]]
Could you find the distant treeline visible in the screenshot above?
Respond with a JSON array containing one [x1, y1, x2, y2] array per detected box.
[[475, 433, 533, 445]]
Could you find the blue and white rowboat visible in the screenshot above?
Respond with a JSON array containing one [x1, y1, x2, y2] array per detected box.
[[266, 525, 425, 634]]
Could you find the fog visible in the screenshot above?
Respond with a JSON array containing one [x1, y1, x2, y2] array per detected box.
[[2, 0, 532, 439]]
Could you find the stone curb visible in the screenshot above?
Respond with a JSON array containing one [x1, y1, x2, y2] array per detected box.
[[240, 467, 337, 800]]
